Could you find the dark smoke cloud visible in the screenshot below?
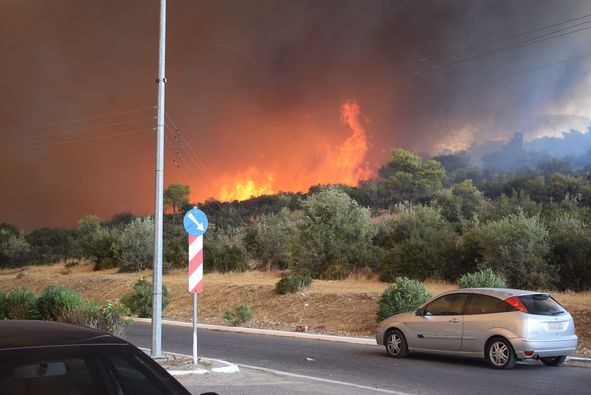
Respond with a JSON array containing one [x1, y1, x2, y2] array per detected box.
[[1, 0, 590, 230]]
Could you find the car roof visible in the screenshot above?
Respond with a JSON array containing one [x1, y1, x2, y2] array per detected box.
[[0, 320, 127, 350], [436, 288, 544, 299]]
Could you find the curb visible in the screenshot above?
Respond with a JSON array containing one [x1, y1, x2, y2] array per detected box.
[[139, 347, 240, 375], [131, 317, 377, 345], [565, 356, 591, 367]]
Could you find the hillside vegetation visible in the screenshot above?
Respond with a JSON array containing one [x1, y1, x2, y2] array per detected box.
[[2, 149, 591, 292]]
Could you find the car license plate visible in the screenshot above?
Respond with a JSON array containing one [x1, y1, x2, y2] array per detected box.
[[548, 322, 563, 331]]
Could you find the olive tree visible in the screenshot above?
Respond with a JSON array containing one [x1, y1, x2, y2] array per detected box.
[[547, 213, 591, 291], [460, 211, 551, 289], [254, 208, 297, 270], [380, 149, 445, 203], [290, 187, 375, 279], [119, 217, 154, 272]]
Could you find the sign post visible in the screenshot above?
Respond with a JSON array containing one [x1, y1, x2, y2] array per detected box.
[[183, 207, 208, 365]]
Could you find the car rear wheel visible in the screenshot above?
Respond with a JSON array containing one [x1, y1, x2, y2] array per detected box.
[[540, 356, 566, 366], [486, 337, 516, 369], [385, 329, 408, 358]]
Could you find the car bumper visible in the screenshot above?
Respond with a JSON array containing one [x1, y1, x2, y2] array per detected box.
[[511, 336, 578, 359]]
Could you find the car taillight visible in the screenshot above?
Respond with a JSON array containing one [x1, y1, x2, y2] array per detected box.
[[505, 296, 528, 313]]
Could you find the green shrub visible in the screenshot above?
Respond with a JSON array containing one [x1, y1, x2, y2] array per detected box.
[[377, 277, 431, 322], [214, 245, 248, 273], [121, 278, 169, 318], [459, 269, 508, 288], [276, 274, 312, 295], [57, 300, 130, 336], [96, 300, 131, 336], [5, 286, 38, 320], [224, 304, 252, 326], [36, 286, 83, 321]]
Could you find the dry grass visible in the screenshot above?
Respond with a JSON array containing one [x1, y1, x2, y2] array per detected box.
[[0, 262, 589, 355]]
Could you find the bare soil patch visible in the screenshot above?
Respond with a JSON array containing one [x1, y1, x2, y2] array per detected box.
[[0, 262, 589, 355]]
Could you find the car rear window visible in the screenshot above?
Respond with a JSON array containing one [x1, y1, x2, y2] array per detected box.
[[518, 294, 564, 316], [0, 354, 106, 395]]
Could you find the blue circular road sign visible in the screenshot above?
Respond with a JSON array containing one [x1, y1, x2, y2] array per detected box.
[[183, 208, 209, 236]]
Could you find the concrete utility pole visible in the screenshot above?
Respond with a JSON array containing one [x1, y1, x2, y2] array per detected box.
[[152, 0, 167, 358]]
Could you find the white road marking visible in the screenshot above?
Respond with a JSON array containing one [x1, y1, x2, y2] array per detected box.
[[238, 363, 415, 395], [212, 364, 240, 373]]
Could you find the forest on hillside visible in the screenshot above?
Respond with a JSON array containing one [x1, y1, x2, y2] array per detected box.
[[2, 147, 591, 291]]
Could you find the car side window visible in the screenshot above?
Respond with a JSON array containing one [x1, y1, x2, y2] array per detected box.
[[463, 294, 512, 315], [424, 293, 468, 315], [107, 353, 171, 395]]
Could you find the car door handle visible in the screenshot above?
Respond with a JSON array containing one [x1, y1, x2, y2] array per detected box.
[[449, 318, 460, 323]]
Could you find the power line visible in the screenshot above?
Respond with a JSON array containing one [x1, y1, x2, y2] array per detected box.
[[165, 114, 218, 181], [164, 133, 204, 188], [10, 10, 585, 143], [0, 127, 154, 152], [164, 121, 218, 197], [440, 22, 591, 70], [163, 128, 222, 204], [0, 117, 155, 143], [448, 12, 591, 54], [8, 46, 590, 152], [164, 113, 230, 208], [4, 46, 586, 161], [229, 47, 591, 135], [0, 106, 154, 135], [5, 11, 590, 155], [169, 47, 591, 140], [157, 12, 591, 128]]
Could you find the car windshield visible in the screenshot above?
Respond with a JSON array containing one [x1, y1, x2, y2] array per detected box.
[[518, 294, 564, 316]]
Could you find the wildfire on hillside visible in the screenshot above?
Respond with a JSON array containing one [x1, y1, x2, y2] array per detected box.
[[216, 100, 373, 202], [218, 167, 275, 201]]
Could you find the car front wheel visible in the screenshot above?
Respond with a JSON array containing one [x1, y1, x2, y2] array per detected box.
[[486, 337, 516, 369], [540, 356, 566, 366], [385, 329, 408, 358]]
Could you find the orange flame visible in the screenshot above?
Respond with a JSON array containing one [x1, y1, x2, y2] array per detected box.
[[218, 167, 274, 201], [333, 100, 372, 185], [215, 100, 372, 202]]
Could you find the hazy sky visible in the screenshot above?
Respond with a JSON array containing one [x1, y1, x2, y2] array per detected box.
[[2, 0, 591, 230]]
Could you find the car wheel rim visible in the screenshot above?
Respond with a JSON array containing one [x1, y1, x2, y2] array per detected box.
[[489, 341, 509, 367], [388, 333, 402, 355]]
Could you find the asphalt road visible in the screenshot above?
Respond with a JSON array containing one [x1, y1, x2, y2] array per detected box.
[[125, 322, 591, 395]]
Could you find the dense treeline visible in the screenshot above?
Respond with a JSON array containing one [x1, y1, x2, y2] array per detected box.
[[2, 148, 591, 291]]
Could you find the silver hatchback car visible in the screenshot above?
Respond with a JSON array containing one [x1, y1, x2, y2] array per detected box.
[[375, 288, 578, 369]]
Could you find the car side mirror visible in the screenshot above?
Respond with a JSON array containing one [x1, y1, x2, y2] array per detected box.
[[415, 308, 424, 316]]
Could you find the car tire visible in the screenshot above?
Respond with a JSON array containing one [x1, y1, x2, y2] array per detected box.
[[485, 337, 516, 369], [385, 329, 408, 358], [540, 356, 566, 366]]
